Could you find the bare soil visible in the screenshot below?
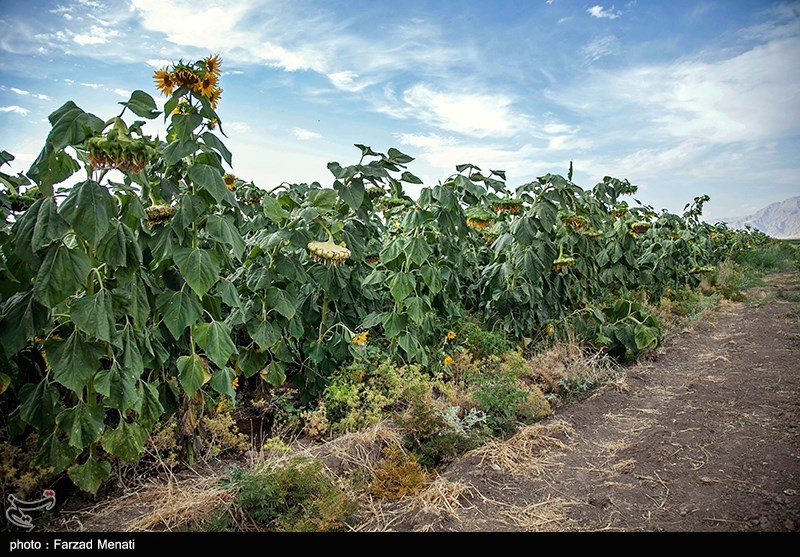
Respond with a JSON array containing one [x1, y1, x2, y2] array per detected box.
[[389, 272, 800, 531]]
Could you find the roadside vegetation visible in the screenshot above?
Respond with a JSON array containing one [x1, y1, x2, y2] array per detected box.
[[0, 56, 791, 531]]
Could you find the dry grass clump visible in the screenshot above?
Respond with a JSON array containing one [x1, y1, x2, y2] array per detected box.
[[468, 420, 573, 474], [524, 343, 620, 404], [309, 420, 405, 477], [94, 473, 235, 532]]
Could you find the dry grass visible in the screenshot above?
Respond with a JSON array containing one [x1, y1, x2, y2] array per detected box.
[[494, 495, 574, 531], [309, 420, 405, 477], [468, 420, 573, 475], [101, 474, 234, 532]]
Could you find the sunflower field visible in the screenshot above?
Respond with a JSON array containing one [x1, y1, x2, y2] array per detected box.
[[0, 57, 767, 494]]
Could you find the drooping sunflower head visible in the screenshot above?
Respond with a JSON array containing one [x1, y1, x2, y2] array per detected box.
[[145, 204, 177, 226], [561, 213, 588, 231], [492, 198, 523, 214], [629, 221, 651, 235], [465, 206, 496, 230], [224, 174, 236, 190], [204, 54, 222, 76], [173, 65, 200, 88], [552, 255, 575, 271], [307, 238, 351, 266]]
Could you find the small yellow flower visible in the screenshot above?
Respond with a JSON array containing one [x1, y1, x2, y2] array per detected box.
[[215, 401, 224, 415], [545, 325, 554, 335], [231, 376, 239, 390], [446, 330, 456, 340], [443, 356, 454, 366], [352, 331, 369, 346]]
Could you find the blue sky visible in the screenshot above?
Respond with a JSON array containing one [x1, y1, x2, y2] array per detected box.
[[1, 0, 798, 220]]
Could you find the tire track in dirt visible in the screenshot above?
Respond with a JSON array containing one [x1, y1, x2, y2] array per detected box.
[[392, 273, 800, 531]]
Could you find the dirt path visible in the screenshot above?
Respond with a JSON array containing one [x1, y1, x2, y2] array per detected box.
[[391, 273, 800, 531]]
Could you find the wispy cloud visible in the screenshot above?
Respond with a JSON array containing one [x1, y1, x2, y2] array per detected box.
[[583, 35, 620, 62], [79, 82, 104, 89], [293, 128, 321, 141], [396, 133, 457, 149], [0, 106, 29, 115], [112, 88, 131, 98], [146, 59, 171, 69], [587, 5, 622, 20]]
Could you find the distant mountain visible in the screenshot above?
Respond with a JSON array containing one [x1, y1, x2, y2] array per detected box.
[[722, 196, 800, 239]]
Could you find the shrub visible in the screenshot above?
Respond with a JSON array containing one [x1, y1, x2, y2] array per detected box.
[[210, 457, 357, 531]]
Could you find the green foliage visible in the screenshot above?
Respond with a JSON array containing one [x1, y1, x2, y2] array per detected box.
[[210, 458, 356, 531], [0, 55, 772, 495], [465, 352, 551, 433]]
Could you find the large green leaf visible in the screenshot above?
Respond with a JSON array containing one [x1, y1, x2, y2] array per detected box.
[[36, 433, 81, 474], [119, 90, 160, 119], [59, 180, 116, 247], [68, 458, 111, 495], [383, 313, 407, 338], [247, 319, 280, 351], [156, 289, 203, 338], [336, 178, 365, 211], [210, 366, 237, 401], [135, 381, 164, 429], [46, 330, 103, 393], [19, 380, 60, 431], [46, 101, 104, 151], [0, 290, 49, 356], [268, 287, 296, 319], [207, 214, 245, 260], [261, 195, 289, 222], [120, 324, 144, 377], [237, 348, 266, 378], [26, 150, 79, 194], [177, 354, 210, 397], [33, 241, 91, 307], [405, 296, 429, 325], [71, 290, 114, 342], [56, 402, 106, 449], [95, 362, 139, 412], [389, 272, 415, 302], [201, 131, 233, 167], [162, 139, 198, 165], [634, 323, 660, 351], [31, 197, 69, 251], [262, 361, 286, 387], [193, 321, 237, 368], [98, 222, 142, 268], [173, 247, 220, 297], [101, 421, 148, 462], [406, 237, 432, 266], [187, 164, 233, 205]]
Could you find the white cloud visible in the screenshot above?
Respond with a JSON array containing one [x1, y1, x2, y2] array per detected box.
[[10, 87, 29, 96], [130, 0, 251, 51], [390, 84, 528, 139], [327, 71, 370, 92], [7, 87, 52, 101], [293, 128, 321, 141], [112, 88, 131, 98], [583, 35, 620, 62], [146, 59, 171, 69], [34, 93, 51, 101], [558, 16, 573, 24], [397, 133, 458, 149], [587, 5, 622, 19], [80, 82, 103, 88], [0, 106, 29, 115], [73, 25, 119, 46]]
